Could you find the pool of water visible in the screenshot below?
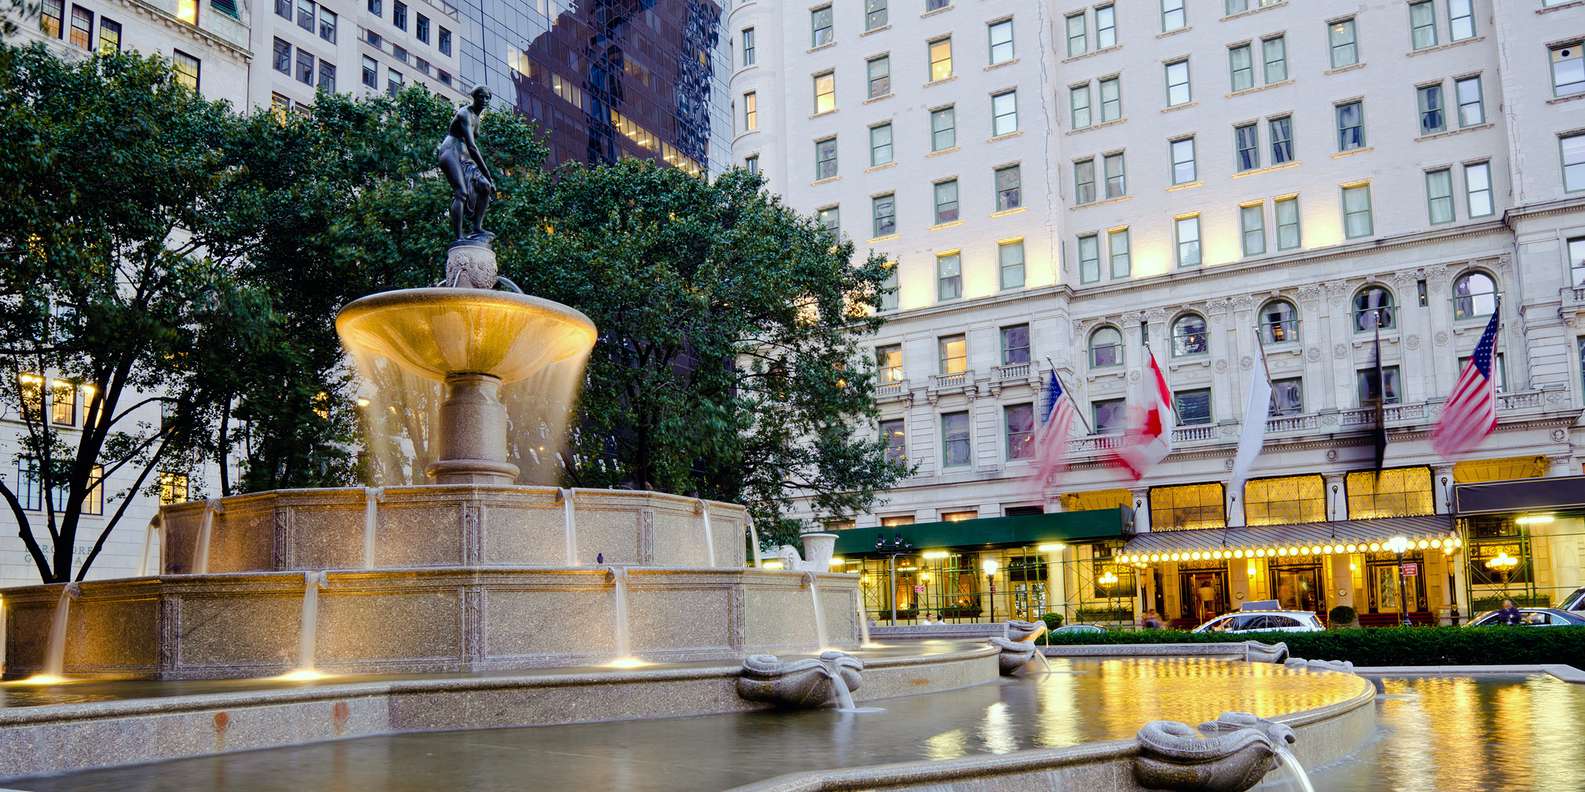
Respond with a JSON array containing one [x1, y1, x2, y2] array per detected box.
[[8, 658, 1365, 791], [1313, 674, 1585, 792]]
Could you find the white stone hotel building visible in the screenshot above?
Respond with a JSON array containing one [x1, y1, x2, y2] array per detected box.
[[732, 0, 1585, 627]]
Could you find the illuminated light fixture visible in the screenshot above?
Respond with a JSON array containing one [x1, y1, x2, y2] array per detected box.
[[355, 397, 371, 408], [605, 657, 649, 669], [919, 572, 932, 582], [1306, 546, 1319, 555], [1385, 536, 1411, 555], [1416, 539, 1430, 550], [14, 674, 71, 686], [1190, 551, 1202, 561], [829, 556, 845, 566], [1254, 548, 1267, 557], [898, 565, 918, 572], [1097, 571, 1119, 586], [981, 558, 1000, 575], [1346, 544, 1359, 553], [1233, 549, 1245, 559], [1368, 542, 1381, 553], [1484, 551, 1518, 572], [1037, 543, 1067, 553], [1170, 552, 1182, 561], [275, 669, 330, 682], [921, 550, 950, 560], [1516, 514, 1555, 526], [1451, 537, 1461, 548], [762, 560, 785, 570], [1151, 553, 1163, 562], [18, 373, 42, 384], [1323, 545, 1336, 554]]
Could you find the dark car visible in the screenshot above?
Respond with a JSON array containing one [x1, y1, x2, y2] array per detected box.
[[1560, 587, 1584, 612], [1467, 607, 1585, 627]]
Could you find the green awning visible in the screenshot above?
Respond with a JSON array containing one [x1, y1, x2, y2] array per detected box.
[[833, 508, 1133, 555]]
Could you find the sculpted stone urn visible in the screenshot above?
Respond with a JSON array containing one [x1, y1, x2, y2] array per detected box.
[[1134, 712, 1297, 792], [737, 650, 863, 709]]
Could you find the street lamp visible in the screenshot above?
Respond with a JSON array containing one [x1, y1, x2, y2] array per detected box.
[[1485, 551, 1519, 598], [982, 558, 1001, 623], [1386, 536, 1412, 626], [875, 534, 913, 625]]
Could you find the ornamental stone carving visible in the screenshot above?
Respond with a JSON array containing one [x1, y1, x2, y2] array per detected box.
[[1435, 331, 1450, 347], [1325, 449, 1338, 461], [1129, 370, 1141, 382], [1240, 356, 1253, 370], [1306, 347, 1321, 362], [737, 651, 864, 709], [989, 637, 1041, 675], [1134, 712, 1298, 792], [1296, 284, 1322, 302], [1333, 343, 1348, 359], [1406, 335, 1420, 350], [1145, 308, 1169, 324], [1215, 360, 1229, 373]]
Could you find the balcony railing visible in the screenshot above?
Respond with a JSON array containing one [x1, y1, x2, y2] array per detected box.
[[1173, 424, 1216, 443], [1266, 413, 1318, 433], [1563, 285, 1585, 309], [875, 380, 909, 400], [993, 362, 1032, 381], [1497, 389, 1543, 411], [1068, 433, 1124, 453], [930, 370, 972, 390]]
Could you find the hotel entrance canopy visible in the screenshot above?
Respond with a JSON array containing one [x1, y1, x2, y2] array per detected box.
[[832, 508, 1133, 555], [1115, 515, 1457, 565]]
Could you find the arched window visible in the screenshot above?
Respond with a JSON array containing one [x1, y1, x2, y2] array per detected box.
[[1171, 313, 1208, 357], [1352, 286, 1395, 332], [1258, 299, 1299, 344], [1452, 271, 1497, 320], [1089, 326, 1123, 368]]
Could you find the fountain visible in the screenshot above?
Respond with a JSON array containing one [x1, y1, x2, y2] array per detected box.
[[608, 566, 639, 667], [361, 487, 383, 569], [698, 499, 716, 567], [804, 571, 828, 651], [34, 583, 78, 682], [189, 499, 218, 574], [279, 572, 328, 681], [561, 488, 577, 566], [136, 514, 160, 577]]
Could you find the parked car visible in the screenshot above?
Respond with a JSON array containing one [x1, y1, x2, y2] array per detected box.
[[1466, 607, 1585, 627], [1191, 611, 1324, 635], [1051, 624, 1106, 634], [1559, 587, 1584, 612]]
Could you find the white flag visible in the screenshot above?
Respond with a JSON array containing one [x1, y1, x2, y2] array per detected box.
[[1229, 342, 1271, 495]]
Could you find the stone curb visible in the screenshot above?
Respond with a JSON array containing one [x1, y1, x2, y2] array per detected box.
[[1352, 664, 1585, 683]]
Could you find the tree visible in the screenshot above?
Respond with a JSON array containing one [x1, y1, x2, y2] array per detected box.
[[0, 44, 268, 582]]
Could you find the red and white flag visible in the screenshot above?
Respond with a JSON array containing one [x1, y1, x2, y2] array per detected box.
[[1431, 309, 1499, 457], [1031, 370, 1077, 486], [1108, 349, 1174, 480]]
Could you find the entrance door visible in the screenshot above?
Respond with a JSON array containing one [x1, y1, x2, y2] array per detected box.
[[1368, 559, 1426, 615], [1179, 570, 1228, 624], [1270, 564, 1322, 613]]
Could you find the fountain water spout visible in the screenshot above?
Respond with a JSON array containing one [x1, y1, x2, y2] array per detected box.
[[748, 518, 763, 568], [698, 499, 716, 568], [561, 488, 578, 566], [137, 513, 162, 577], [190, 499, 222, 574], [41, 582, 80, 678], [804, 572, 828, 651], [608, 567, 639, 666], [362, 487, 384, 570], [289, 571, 329, 678]]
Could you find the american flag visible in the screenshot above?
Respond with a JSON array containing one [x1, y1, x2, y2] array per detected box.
[[1431, 309, 1500, 457], [1031, 371, 1077, 486]]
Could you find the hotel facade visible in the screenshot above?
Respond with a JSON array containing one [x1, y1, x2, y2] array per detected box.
[[731, 0, 1585, 627]]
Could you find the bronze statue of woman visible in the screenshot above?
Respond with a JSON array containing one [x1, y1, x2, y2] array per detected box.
[[437, 85, 496, 244]]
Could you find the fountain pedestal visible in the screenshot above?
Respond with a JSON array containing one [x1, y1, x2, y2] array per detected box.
[[427, 373, 519, 485]]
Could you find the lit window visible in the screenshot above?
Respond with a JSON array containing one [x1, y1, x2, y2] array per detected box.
[[995, 164, 1021, 211], [867, 55, 890, 98], [742, 91, 757, 131], [989, 19, 1014, 64], [999, 240, 1025, 290], [1241, 203, 1265, 256], [813, 72, 835, 114], [930, 106, 956, 151], [1346, 467, 1432, 518], [1329, 17, 1357, 68], [1149, 483, 1225, 531], [172, 50, 200, 91], [876, 344, 904, 384], [1109, 228, 1131, 277], [50, 381, 76, 426], [159, 471, 191, 506], [1275, 196, 1300, 250], [1069, 84, 1091, 129], [991, 90, 1018, 136], [68, 5, 92, 48], [1409, 1, 1436, 49], [881, 418, 906, 462], [872, 194, 896, 237], [933, 179, 959, 224], [98, 18, 121, 53], [82, 465, 104, 516], [1165, 59, 1190, 106], [1342, 184, 1373, 239], [1171, 313, 1208, 356], [1259, 299, 1299, 344], [1090, 327, 1123, 368], [1005, 403, 1035, 460], [928, 38, 953, 81], [936, 253, 961, 300], [1465, 161, 1493, 218], [1243, 475, 1324, 526], [1426, 168, 1455, 224], [1175, 215, 1200, 267], [177, 0, 198, 24], [869, 123, 893, 166], [1452, 271, 1497, 320], [941, 411, 970, 467], [40, 0, 63, 36], [1171, 137, 1196, 184], [938, 334, 967, 374]]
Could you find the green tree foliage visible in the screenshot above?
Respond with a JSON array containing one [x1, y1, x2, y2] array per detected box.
[[0, 45, 271, 581]]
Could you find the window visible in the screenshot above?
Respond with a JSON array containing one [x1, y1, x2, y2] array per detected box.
[[296, 0, 313, 30], [1426, 169, 1455, 224], [1078, 234, 1101, 283], [177, 0, 198, 24], [879, 261, 898, 310], [1553, 43, 1584, 97], [1235, 123, 1260, 171], [1090, 327, 1124, 368], [1175, 215, 1201, 267], [926, 0, 948, 10], [872, 194, 896, 237], [817, 206, 840, 235], [989, 19, 1014, 64], [995, 165, 1021, 210], [1070, 84, 1092, 129], [276, 0, 290, 18], [1459, 352, 1506, 392], [881, 419, 906, 463], [934, 179, 959, 224], [1094, 398, 1126, 432], [1275, 196, 1300, 250], [937, 253, 962, 300], [1417, 84, 1445, 135], [1175, 388, 1212, 425], [1342, 184, 1373, 239], [1243, 475, 1324, 525], [867, 55, 890, 98], [1229, 44, 1254, 92], [744, 155, 760, 175], [1347, 467, 1432, 518], [741, 28, 755, 66], [742, 92, 758, 131], [1329, 17, 1357, 68], [297, 49, 315, 86], [1269, 116, 1293, 164], [1262, 35, 1286, 83], [1268, 378, 1304, 417], [1165, 59, 1191, 106], [869, 124, 893, 167], [50, 381, 76, 425], [1171, 137, 1196, 184], [439, 27, 451, 55], [1409, 1, 1436, 49], [1172, 313, 1208, 356], [1109, 228, 1131, 277], [362, 55, 378, 88], [810, 4, 832, 45], [1099, 76, 1121, 121], [814, 137, 837, 180], [865, 0, 887, 30], [1465, 162, 1493, 217], [172, 50, 200, 90], [1356, 366, 1402, 406], [69, 5, 91, 48], [1241, 204, 1266, 256], [992, 90, 1018, 136], [942, 412, 971, 467], [1096, 5, 1116, 48], [1336, 101, 1365, 151], [1001, 324, 1031, 365], [928, 37, 952, 82], [16, 459, 41, 511], [159, 471, 190, 506], [1161, 0, 1185, 32], [1074, 158, 1096, 204], [1006, 404, 1035, 460], [939, 334, 967, 373], [367, 0, 379, 14], [387, 68, 402, 96], [319, 62, 336, 92], [1565, 133, 1585, 192], [1448, 0, 1474, 41], [1455, 76, 1483, 126], [999, 241, 1025, 289], [1103, 153, 1125, 198], [40, 0, 63, 36], [1453, 271, 1497, 320], [82, 465, 104, 516], [1353, 286, 1395, 331], [813, 72, 835, 114], [274, 38, 292, 74], [416, 13, 429, 42], [392, 0, 406, 29], [98, 17, 120, 53], [1260, 299, 1299, 344], [318, 7, 336, 42], [931, 106, 956, 151], [877, 344, 904, 384], [1066, 13, 1086, 57]]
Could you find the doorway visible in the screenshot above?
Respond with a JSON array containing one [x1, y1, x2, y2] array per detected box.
[[1178, 568, 1228, 624]]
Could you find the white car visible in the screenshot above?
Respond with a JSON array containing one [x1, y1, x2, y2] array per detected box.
[[1191, 611, 1324, 635]]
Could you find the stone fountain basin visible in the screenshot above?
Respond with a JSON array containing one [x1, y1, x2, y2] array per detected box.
[[158, 486, 746, 574], [1, 568, 860, 681]]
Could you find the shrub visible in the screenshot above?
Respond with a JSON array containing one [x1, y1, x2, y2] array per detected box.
[[1472, 594, 1550, 611], [1328, 605, 1358, 627], [1040, 626, 1585, 666], [1075, 606, 1134, 624], [1041, 612, 1064, 630]]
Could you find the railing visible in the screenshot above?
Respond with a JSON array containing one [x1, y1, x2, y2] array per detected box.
[[1069, 433, 1124, 453], [1497, 389, 1543, 411], [1173, 424, 1216, 442], [993, 362, 1032, 381], [1266, 413, 1318, 433], [1338, 403, 1425, 426], [930, 371, 972, 390], [875, 380, 909, 400], [1563, 285, 1585, 308]]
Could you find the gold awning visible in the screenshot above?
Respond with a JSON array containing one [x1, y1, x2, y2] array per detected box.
[[1118, 515, 1457, 565]]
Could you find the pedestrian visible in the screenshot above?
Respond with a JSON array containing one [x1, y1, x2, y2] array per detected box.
[[1494, 598, 1523, 625], [1141, 609, 1163, 630]]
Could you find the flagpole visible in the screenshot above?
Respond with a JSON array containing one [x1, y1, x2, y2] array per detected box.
[[1045, 356, 1094, 435]]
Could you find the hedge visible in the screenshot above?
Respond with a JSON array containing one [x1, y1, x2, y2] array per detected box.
[[1041, 626, 1585, 667]]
